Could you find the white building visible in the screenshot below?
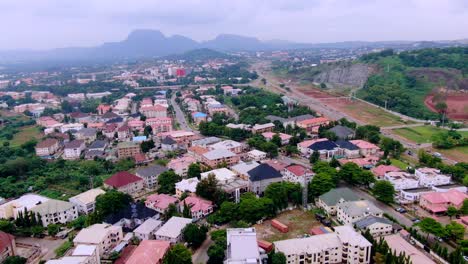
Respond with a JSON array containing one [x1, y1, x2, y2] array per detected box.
[[247, 149, 267, 161], [69, 188, 106, 214], [154, 217, 192, 244], [73, 224, 123, 257], [201, 168, 238, 183], [355, 216, 394, 238], [46, 245, 100, 264], [133, 218, 163, 240], [209, 140, 244, 154], [31, 200, 78, 227], [225, 228, 266, 264], [63, 140, 86, 160], [282, 164, 314, 186], [60, 123, 84, 133], [384, 171, 419, 191], [416, 168, 451, 187], [175, 178, 200, 198], [274, 225, 371, 264], [336, 200, 383, 225], [0, 194, 50, 219]]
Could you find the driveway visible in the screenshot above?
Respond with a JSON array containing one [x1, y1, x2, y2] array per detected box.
[[16, 236, 66, 261]]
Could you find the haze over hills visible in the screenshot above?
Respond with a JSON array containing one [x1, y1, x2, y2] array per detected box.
[[0, 29, 466, 63]]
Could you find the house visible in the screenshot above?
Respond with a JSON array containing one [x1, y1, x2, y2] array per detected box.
[[167, 156, 196, 176], [384, 171, 419, 191], [69, 188, 106, 214], [192, 112, 208, 124], [135, 165, 169, 190], [282, 164, 314, 186], [104, 203, 158, 231], [339, 156, 380, 168], [328, 125, 354, 139], [399, 187, 434, 204], [161, 136, 178, 151], [104, 172, 144, 197], [201, 168, 237, 183], [175, 178, 200, 198], [0, 232, 16, 263], [35, 138, 60, 157], [88, 140, 108, 151], [262, 132, 292, 145], [384, 234, 436, 264], [308, 140, 340, 160], [63, 140, 85, 160], [202, 149, 240, 168], [334, 140, 360, 159], [251, 123, 275, 134], [46, 244, 100, 264], [349, 140, 381, 157], [31, 199, 78, 226], [101, 111, 120, 122], [145, 194, 178, 214], [125, 240, 170, 264], [74, 224, 123, 257], [191, 137, 222, 147], [247, 149, 267, 161], [133, 218, 163, 240], [117, 142, 141, 159], [231, 161, 261, 180], [297, 138, 328, 156], [97, 104, 112, 115], [355, 216, 394, 237], [154, 217, 192, 243], [209, 140, 244, 154], [247, 163, 283, 195], [145, 117, 172, 133], [420, 189, 468, 214], [336, 200, 383, 224], [415, 167, 451, 187], [85, 149, 107, 160], [371, 165, 401, 180], [207, 104, 229, 116], [180, 196, 214, 221], [274, 225, 371, 264], [117, 125, 130, 140], [76, 128, 97, 143], [0, 194, 50, 219], [128, 120, 145, 131], [141, 105, 167, 118], [225, 228, 265, 264], [296, 117, 329, 134], [317, 187, 360, 216]]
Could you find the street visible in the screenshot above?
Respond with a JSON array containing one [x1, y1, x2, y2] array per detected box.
[[192, 234, 212, 264], [170, 93, 193, 132]]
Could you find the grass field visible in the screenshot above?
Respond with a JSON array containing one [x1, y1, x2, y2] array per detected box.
[[9, 125, 43, 147], [392, 126, 468, 144], [334, 102, 412, 127], [390, 159, 409, 170], [437, 146, 468, 164]]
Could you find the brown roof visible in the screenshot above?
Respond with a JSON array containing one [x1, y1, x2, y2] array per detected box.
[[0, 231, 14, 253], [104, 171, 143, 188], [64, 140, 84, 149], [36, 138, 58, 148], [188, 145, 209, 155]]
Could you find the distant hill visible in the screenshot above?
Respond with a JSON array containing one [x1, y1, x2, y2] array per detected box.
[[163, 48, 231, 61]]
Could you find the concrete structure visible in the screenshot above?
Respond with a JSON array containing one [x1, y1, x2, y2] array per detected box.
[[282, 164, 314, 186], [69, 188, 106, 214], [135, 165, 168, 190], [31, 199, 78, 226], [64, 140, 85, 160], [0, 194, 50, 219], [180, 196, 214, 221], [384, 234, 436, 264], [371, 165, 401, 180], [247, 163, 283, 195], [46, 245, 100, 264], [355, 216, 394, 237], [415, 167, 451, 187], [145, 194, 178, 214], [336, 200, 383, 224], [154, 217, 192, 243], [420, 189, 468, 214], [133, 218, 163, 240], [201, 168, 237, 183], [167, 156, 196, 176], [209, 140, 244, 154], [73, 224, 123, 257], [35, 138, 60, 157], [247, 149, 267, 161], [202, 149, 240, 168], [317, 187, 360, 216], [296, 117, 329, 134], [251, 123, 275, 134], [103, 172, 144, 197], [175, 178, 200, 198], [117, 142, 141, 159], [125, 240, 170, 264], [384, 171, 419, 191], [225, 228, 265, 264], [262, 132, 292, 145], [231, 161, 260, 180], [349, 140, 381, 157]]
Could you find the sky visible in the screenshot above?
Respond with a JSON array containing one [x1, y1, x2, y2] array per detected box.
[[0, 0, 467, 50]]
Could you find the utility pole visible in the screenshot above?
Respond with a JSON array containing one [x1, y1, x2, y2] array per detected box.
[[384, 100, 388, 110], [302, 176, 308, 211]]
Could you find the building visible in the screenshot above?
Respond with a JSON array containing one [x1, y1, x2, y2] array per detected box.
[[225, 228, 265, 264], [69, 188, 106, 214], [117, 142, 141, 159], [161, 136, 178, 151], [192, 112, 208, 124], [140, 105, 167, 118], [0, 232, 16, 263], [167, 156, 196, 176], [46, 245, 100, 264], [60, 123, 84, 133], [247, 149, 267, 161], [154, 217, 192, 243], [274, 225, 371, 264], [125, 240, 170, 264], [334, 140, 360, 159], [384, 234, 436, 264], [201, 168, 238, 183], [308, 140, 340, 160], [0, 194, 50, 219], [251, 123, 275, 134], [88, 140, 108, 152], [145, 117, 172, 133], [104, 172, 144, 197], [209, 140, 244, 154], [282, 164, 314, 186], [355, 216, 394, 237], [180, 196, 214, 221], [231, 161, 260, 180], [247, 163, 283, 195], [371, 165, 401, 180], [296, 117, 329, 134], [202, 149, 240, 168], [262, 132, 292, 145], [420, 189, 468, 214], [399, 187, 433, 204], [328, 125, 355, 139], [317, 187, 360, 216], [349, 140, 381, 157], [133, 218, 163, 240], [175, 178, 200, 198], [76, 128, 97, 143], [145, 194, 178, 214], [135, 165, 169, 190], [31, 199, 78, 226], [191, 137, 222, 147], [384, 171, 419, 191], [35, 138, 60, 157], [64, 140, 86, 160], [336, 200, 383, 224], [415, 167, 451, 187], [74, 224, 123, 257], [104, 203, 157, 230]]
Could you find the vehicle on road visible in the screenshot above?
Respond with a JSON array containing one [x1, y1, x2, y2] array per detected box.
[[395, 207, 407, 213]]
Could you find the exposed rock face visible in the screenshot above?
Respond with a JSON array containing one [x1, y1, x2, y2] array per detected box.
[[313, 63, 375, 88]]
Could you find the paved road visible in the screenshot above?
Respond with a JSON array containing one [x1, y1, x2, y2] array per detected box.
[[192, 234, 212, 264], [170, 93, 192, 132]]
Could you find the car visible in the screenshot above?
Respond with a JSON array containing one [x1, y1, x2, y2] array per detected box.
[[395, 207, 407, 213], [411, 217, 420, 223], [463, 256, 468, 262], [435, 236, 444, 242]]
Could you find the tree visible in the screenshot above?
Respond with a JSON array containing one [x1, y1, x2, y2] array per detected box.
[[187, 163, 202, 179], [183, 224, 208, 249], [0, 220, 15, 233], [163, 244, 192, 264], [445, 222, 465, 241], [312, 161, 339, 184], [47, 224, 60, 236], [308, 172, 335, 199], [196, 174, 227, 206], [140, 140, 155, 153], [417, 217, 445, 239], [3, 256, 27, 264], [271, 134, 282, 147], [265, 182, 302, 211], [95, 190, 132, 219], [271, 252, 287, 264], [164, 203, 180, 221], [338, 163, 361, 184], [157, 171, 182, 194], [460, 199, 468, 215], [372, 180, 395, 204], [309, 150, 320, 164], [207, 242, 226, 264], [447, 206, 458, 220]]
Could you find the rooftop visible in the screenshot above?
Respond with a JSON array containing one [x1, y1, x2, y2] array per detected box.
[[338, 200, 382, 217], [154, 216, 192, 239], [247, 163, 282, 182], [176, 178, 200, 193], [104, 171, 143, 188], [355, 215, 393, 229], [384, 234, 435, 264], [31, 199, 75, 216], [226, 228, 260, 263], [231, 161, 260, 175], [88, 140, 107, 149], [64, 140, 85, 149], [74, 224, 121, 244], [125, 240, 170, 264], [146, 194, 178, 210], [69, 188, 105, 205], [203, 149, 237, 160], [135, 165, 168, 178], [201, 168, 237, 182], [328, 125, 354, 139], [318, 187, 360, 206], [133, 218, 162, 235]]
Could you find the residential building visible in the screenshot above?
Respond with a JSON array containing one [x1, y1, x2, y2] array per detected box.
[[135, 165, 168, 189], [399, 187, 433, 204], [104, 203, 157, 230], [0, 194, 49, 219], [69, 188, 106, 214], [60, 123, 84, 133], [64, 140, 86, 160], [88, 140, 108, 151], [175, 178, 200, 198], [247, 149, 267, 161], [296, 117, 329, 134], [225, 228, 265, 264], [117, 125, 130, 140], [0, 232, 16, 263], [371, 165, 401, 180], [420, 189, 468, 214], [317, 187, 360, 216], [192, 112, 208, 124], [202, 149, 240, 168], [282, 164, 314, 186], [209, 140, 244, 154], [180, 196, 214, 221], [247, 163, 283, 195], [251, 123, 275, 134], [154, 217, 192, 243], [384, 234, 436, 264], [140, 105, 167, 118], [125, 240, 170, 264], [104, 172, 144, 197], [355, 216, 394, 237], [117, 142, 141, 159], [297, 138, 327, 156], [76, 128, 97, 143], [35, 138, 60, 157], [262, 132, 292, 145], [231, 161, 260, 180], [201, 168, 237, 183], [415, 167, 451, 187], [308, 140, 340, 160], [31, 199, 78, 226], [328, 125, 355, 139], [73, 224, 123, 257], [384, 171, 419, 191], [334, 140, 360, 159], [145, 194, 178, 214], [191, 137, 222, 147], [336, 200, 383, 224], [274, 225, 371, 264], [133, 218, 163, 240], [161, 136, 178, 151], [349, 140, 381, 157], [167, 156, 196, 176], [97, 104, 112, 115], [146, 117, 172, 133], [46, 245, 100, 264]]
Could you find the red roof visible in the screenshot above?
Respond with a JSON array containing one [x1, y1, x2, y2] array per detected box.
[[297, 117, 329, 126], [371, 165, 401, 178], [36, 138, 58, 148], [0, 231, 14, 254], [104, 171, 143, 188], [126, 240, 170, 264], [285, 164, 311, 177]]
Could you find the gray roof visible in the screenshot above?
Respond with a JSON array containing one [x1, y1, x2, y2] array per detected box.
[[89, 140, 107, 149], [77, 128, 97, 137], [338, 200, 382, 217], [191, 137, 222, 147], [161, 136, 177, 145], [286, 114, 316, 122], [319, 187, 360, 206], [31, 199, 75, 215], [203, 149, 236, 160], [355, 215, 392, 229], [136, 165, 168, 178], [329, 125, 354, 139]]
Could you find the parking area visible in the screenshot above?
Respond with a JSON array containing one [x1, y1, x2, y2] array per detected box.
[[16, 237, 66, 262]]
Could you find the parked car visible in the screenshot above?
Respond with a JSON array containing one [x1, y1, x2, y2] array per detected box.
[[395, 207, 407, 213]]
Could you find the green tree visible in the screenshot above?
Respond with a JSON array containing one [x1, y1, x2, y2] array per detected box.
[[47, 224, 60, 236], [445, 221, 465, 241], [0, 220, 15, 233], [271, 252, 287, 264], [3, 256, 27, 264], [417, 217, 445, 239], [271, 134, 282, 147], [157, 171, 182, 194], [447, 206, 458, 220], [187, 163, 202, 179], [309, 150, 320, 164], [207, 242, 226, 264], [196, 174, 227, 206], [308, 172, 335, 199], [265, 182, 302, 211], [460, 199, 468, 215], [338, 162, 361, 184], [163, 244, 192, 264], [140, 140, 155, 153], [372, 180, 395, 204], [182, 224, 208, 249], [95, 190, 132, 219]]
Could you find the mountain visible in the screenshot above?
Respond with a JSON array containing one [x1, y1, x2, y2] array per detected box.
[[163, 48, 232, 61]]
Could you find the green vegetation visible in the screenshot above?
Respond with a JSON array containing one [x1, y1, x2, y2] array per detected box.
[[393, 125, 468, 144], [157, 170, 182, 194], [182, 224, 208, 249], [207, 229, 227, 264], [55, 241, 73, 257], [163, 244, 192, 264], [372, 180, 395, 204]]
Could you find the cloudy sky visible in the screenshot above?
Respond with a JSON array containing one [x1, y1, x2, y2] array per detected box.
[[1, 0, 467, 50]]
